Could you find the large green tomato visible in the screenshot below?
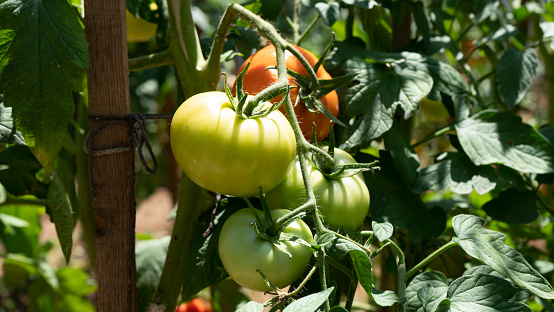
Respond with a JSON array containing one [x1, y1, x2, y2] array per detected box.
[[218, 208, 314, 292], [265, 147, 370, 232], [170, 91, 296, 197]]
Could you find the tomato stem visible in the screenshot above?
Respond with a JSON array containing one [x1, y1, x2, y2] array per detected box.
[[128, 50, 174, 72], [404, 240, 458, 281]]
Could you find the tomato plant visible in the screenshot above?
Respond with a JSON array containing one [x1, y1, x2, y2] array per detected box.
[[176, 298, 210, 312], [170, 91, 296, 197], [218, 208, 314, 292], [235, 44, 339, 142], [126, 9, 157, 42], [265, 147, 370, 232]]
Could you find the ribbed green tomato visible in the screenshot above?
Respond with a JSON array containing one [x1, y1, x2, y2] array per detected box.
[[170, 91, 296, 197], [265, 147, 370, 232], [218, 209, 314, 292]]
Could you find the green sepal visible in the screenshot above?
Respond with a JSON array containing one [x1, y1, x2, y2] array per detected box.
[[245, 197, 273, 234], [319, 161, 380, 180], [317, 74, 355, 97], [257, 269, 281, 294], [313, 32, 336, 74], [221, 73, 238, 109], [303, 94, 347, 127], [236, 61, 251, 103]]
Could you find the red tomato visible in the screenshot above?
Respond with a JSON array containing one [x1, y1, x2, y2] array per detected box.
[[175, 298, 210, 312], [234, 44, 339, 142]]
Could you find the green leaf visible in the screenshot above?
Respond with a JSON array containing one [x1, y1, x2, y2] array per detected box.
[[360, 151, 446, 243], [181, 197, 244, 300], [283, 287, 334, 312], [314, 2, 340, 26], [384, 122, 419, 187], [445, 274, 532, 312], [135, 236, 170, 311], [0, 98, 24, 144], [462, 265, 532, 303], [371, 288, 400, 307], [406, 271, 448, 312], [452, 214, 554, 299], [236, 301, 264, 312], [456, 110, 554, 174], [417, 284, 435, 311], [351, 250, 373, 297], [0, 145, 48, 198], [340, 58, 433, 149], [372, 221, 393, 242], [496, 48, 538, 110], [0, 213, 29, 233], [412, 1, 431, 43], [27, 275, 96, 312], [412, 152, 497, 195], [326, 237, 365, 260], [0, 0, 89, 174], [482, 189, 538, 224], [46, 169, 74, 264]]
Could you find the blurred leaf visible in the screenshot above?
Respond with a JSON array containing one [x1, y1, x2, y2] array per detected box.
[[236, 301, 264, 312], [406, 271, 448, 312], [496, 48, 538, 110], [360, 151, 446, 243], [314, 2, 340, 26], [28, 275, 96, 312], [0, 213, 29, 234], [0, 99, 25, 144], [474, 25, 518, 47], [259, 0, 282, 21], [2, 254, 37, 288], [412, 1, 431, 43], [282, 287, 334, 312], [46, 169, 75, 264], [212, 278, 250, 312], [482, 189, 538, 224], [384, 122, 419, 187], [339, 58, 433, 148], [0, 202, 43, 257], [456, 110, 554, 174], [412, 152, 497, 195], [56, 267, 97, 297], [136, 236, 170, 312], [475, 0, 500, 23], [0, 0, 88, 174], [342, 0, 379, 9], [0, 145, 48, 198], [452, 214, 554, 299], [356, 6, 392, 52], [372, 221, 393, 242]]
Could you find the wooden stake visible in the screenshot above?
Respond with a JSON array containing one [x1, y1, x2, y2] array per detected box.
[[84, 1, 136, 311]]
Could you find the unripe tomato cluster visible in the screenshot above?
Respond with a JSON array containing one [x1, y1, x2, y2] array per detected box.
[[169, 45, 369, 293]]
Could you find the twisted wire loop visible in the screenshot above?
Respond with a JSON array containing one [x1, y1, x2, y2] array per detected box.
[[85, 113, 173, 197]]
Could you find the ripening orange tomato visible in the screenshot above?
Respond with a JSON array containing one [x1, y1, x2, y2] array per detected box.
[[234, 44, 339, 142]]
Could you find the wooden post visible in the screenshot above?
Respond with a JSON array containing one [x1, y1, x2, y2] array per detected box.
[[84, 1, 136, 311]]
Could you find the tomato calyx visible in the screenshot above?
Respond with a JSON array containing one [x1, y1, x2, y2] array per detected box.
[[222, 65, 290, 119], [311, 127, 380, 180], [245, 192, 312, 258]]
